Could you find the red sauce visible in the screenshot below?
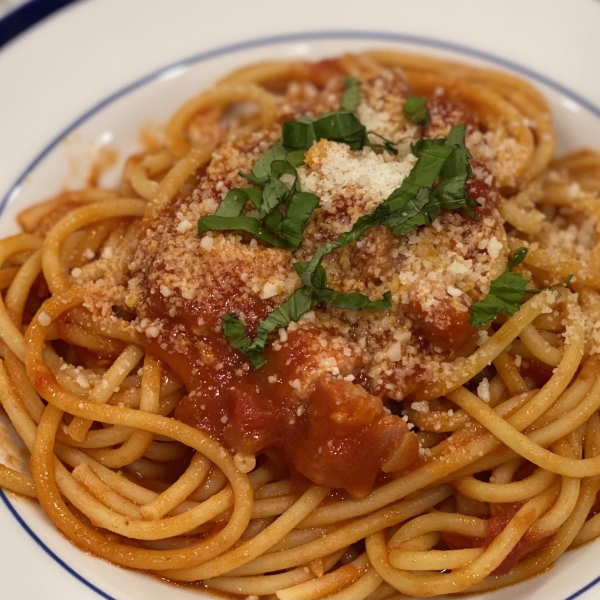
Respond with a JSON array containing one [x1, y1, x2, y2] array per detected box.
[[289, 59, 346, 89], [441, 530, 484, 551], [519, 357, 556, 389], [130, 65, 504, 499], [442, 503, 549, 575], [485, 503, 529, 575], [426, 94, 478, 137], [146, 320, 417, 499]]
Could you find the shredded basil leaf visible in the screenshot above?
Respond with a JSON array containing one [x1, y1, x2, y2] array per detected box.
[[263, 209, 284, 231], [223, 256, 393, 369], [222, 286, 321, 369], [261, 176, 290, 217], [433, 125, 480, 219], [508, 247, 528, 269], [197, 215, 292, 248], [318, 288, 392, 311], [312, 112, 367, 150], [384, 144, 453, 213], [469, 263, 530, 328], [221, 314, 252, 355], [469, 247, 572, 328], [215, 189, 251, 218], [281, 120, 316, 150], [341, 77, 360, 112], [366, 131, 402, 155], [293, 262, 391, 311], [299, 125, 474, 289], [403, 96, 431, 126], [242, 140, 287, 185], [202, 137, 319, 250], [213, 188, 264, 217], [382, 187, 440, 235], [282, 111, 368, 151], [286, 149, 307, 168], [269, 159, 297, 181], [198, 190, 319, 252], [205, 97, 481, 367], [283, 77, 362, 149], [281, 193, 320, 251]]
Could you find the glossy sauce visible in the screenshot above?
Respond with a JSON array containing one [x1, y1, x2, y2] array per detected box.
[[145, 314, 417, 498], [129, 62, 506, 498]]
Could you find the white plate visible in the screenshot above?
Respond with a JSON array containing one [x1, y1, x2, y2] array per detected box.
[[1, 1, 600, 598]]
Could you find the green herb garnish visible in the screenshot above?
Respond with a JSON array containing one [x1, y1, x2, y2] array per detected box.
[[197, 215, 292, 248], [242, 140, 288, 185], [282, 111, 367, 151], [366, 131, 404, 155], [299, 125, 478, 288], [222, 287, 318, 369], [213, 188, 258, 217], [201, 79, 482, 368], [226, 124, 479, 367], [469, 248, 573, 328], [279, 193, 321, 251], [198, 140, 319, 252], [312, 112, 367, 150], [199, 78, 374, 251], [469, 248, 530, 328], [403, 96, 431, 127], [222, 262, 391, 369], [341, 77, 360, 112], [281, 118, 317, 151], [418, 125, 480, 219]]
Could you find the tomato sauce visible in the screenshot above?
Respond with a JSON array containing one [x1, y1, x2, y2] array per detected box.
[[128, 62, 507, 499], [144, 314, 417, 499], [442, 502, 549, 575]]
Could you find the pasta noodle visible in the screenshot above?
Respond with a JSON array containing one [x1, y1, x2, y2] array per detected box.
[[2, 50, 600, 599]]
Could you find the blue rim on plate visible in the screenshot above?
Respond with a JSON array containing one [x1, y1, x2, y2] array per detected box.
[[0, 0, 80, 49], [2, 29, 600, 600], [0, 492, 117, 600]]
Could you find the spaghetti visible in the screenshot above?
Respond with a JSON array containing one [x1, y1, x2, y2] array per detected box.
[[1, 50, 600, 598]]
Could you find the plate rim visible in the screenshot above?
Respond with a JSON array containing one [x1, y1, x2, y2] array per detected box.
[[3, 28, 600, 600]]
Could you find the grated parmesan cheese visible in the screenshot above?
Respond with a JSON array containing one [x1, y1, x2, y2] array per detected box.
[[411, 401, 430, 414], [37, 311, 52, 326], [477, 378, 491, 403]]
